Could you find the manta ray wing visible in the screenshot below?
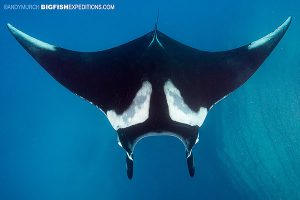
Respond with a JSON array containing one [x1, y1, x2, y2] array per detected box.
[[156, 17, 291, 110], [7, 17, 291, 179], [7, 24, 152, 114]]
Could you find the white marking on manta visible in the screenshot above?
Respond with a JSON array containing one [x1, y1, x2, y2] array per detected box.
[[148, 31, 164, 48], [106, 81, 152, 130], [7, 23, 56, 51], [164, 80, 208, 127], [248, 16, 291, 50], [209, 94, 229, 109]]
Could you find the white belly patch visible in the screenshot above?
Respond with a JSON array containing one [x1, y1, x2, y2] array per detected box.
[[163, 80, 208, 127], [107, 81, 152, 130]]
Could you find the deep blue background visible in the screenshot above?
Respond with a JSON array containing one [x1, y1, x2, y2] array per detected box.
[[0, 0, 299, 199]]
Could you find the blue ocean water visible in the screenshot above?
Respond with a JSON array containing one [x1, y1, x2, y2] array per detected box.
[[0, 0, 299, 199]]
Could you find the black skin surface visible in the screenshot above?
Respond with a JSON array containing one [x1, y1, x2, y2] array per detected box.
[[8, 18, 291, 178]]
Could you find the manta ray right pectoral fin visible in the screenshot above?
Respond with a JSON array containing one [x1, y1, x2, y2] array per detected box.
[[167, 16, 292, 109]]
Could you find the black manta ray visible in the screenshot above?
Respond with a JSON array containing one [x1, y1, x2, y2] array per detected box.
[[7, 17, 291, 179]]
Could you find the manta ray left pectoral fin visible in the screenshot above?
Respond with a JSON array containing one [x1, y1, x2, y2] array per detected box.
[[7, 23, 57, 51], [7, 23, 150, 114]]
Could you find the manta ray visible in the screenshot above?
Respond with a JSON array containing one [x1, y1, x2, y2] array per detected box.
[[7, 17, 291, 179]]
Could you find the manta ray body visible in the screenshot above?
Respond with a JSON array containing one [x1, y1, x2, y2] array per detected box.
[[7, 17, 291, 179]]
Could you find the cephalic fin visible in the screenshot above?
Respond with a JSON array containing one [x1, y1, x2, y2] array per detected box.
[[126, 153, 134, 179], [186, 150, 195, 177]]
